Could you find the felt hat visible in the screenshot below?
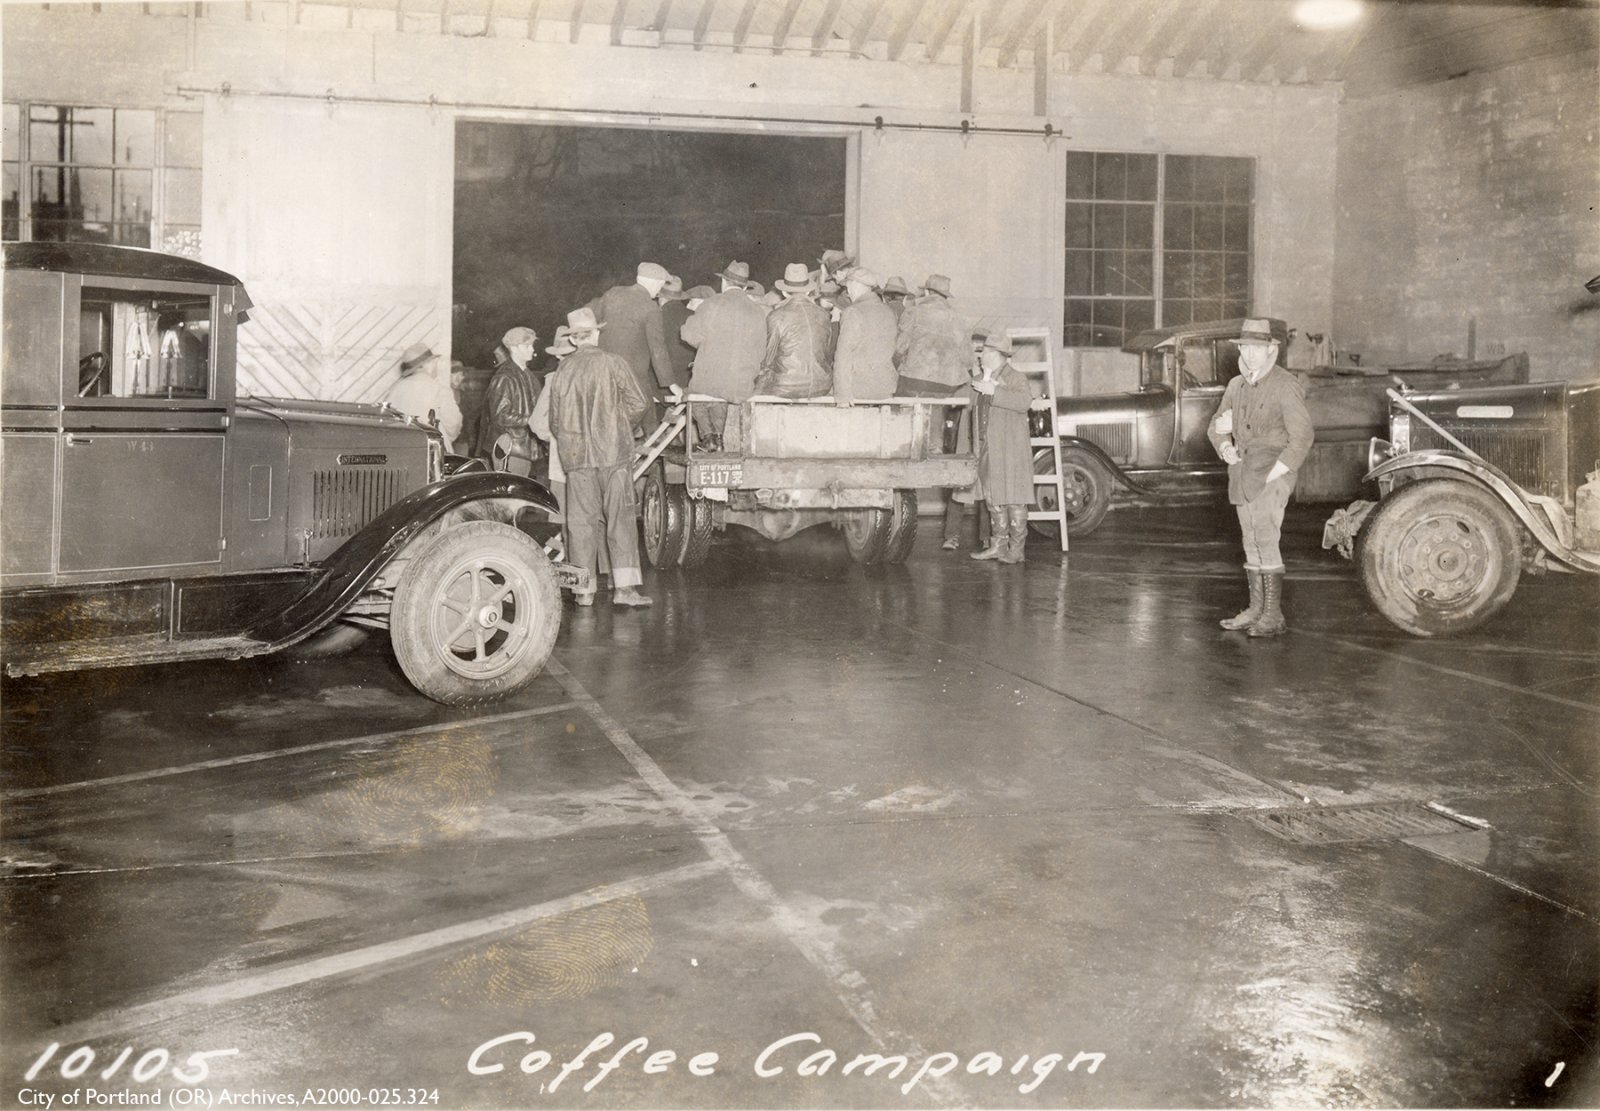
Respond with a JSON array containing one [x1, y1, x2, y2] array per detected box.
[[760, 290, 784, 308], [719, 260, 752, 286], [882, 276, 911, 297], [660, 274, 687, 299], [978, 329, 1013, 355], [744, 280, 766, 297], [565, 306, 605, 337], [819, 249, 855, 271], [1231, 318, 1277, 346], [545, 325, 575, 356], [398, 342, 436, 373], [922, 274, 953, 298], [776, 263, 817, 294], [502, 325, 537, 347], [843, 266, 881, 291], [636, 261, 671, 283]]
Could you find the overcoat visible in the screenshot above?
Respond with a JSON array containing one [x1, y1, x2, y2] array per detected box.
[[586, 283, 674, 400], [833, 293, 899, 403], [547, 347, 650, 471], [972, 362, 1032, 506], [681, 288, 768, 402], [1207, 364, 1314, 503], [894, 295, 970, 390]]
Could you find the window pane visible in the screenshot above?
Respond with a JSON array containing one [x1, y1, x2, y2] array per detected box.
[[1163, 203, 1192, 250], [1224, 253, 1250, 300], [1064, 298, 1094, 346], [1222, 157, 1253, 203], [1126, 154, 1158, 201], [114, 109, 156, 165], [1164, 300, 1192, 327], [1091, 299, 1124, 346], [1124, 250, 1154, 297], [1065, 202, 1092, 249], [1165, 154, 1194, 201], [1094, 203, 1124, 249], [1194, 204, 1225, 249], [112, 222, 152, 248], [1193, 156, 1226, 202], [3, 103, 19, 160], [115, 168, 153, 226], [164, 167, 202, 224], [1093, 250, 1120, 296], [1125, 204, 1154, 249], [80, 289, 212, 398], [161, 224, 203, 259], [1095, 152, 1126, 200], [2, 163, 18, 239], [1193, 300, 1223, 323], [33, 164, 112, 222], [1193, 253, 1224, 299], [1065, 249, 1092, 295], [1124, 299, 1154, 339], [1224, 205, 1250, 251], [165, 111, 202, 167], [1065, 151, 1095, 199], [31, 105, 112, 165], [1163, 252, 1193, 298]]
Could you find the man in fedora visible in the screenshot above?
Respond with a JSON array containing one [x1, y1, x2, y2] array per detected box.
[[881, 276, 913, 322], [833, 267, 898, 405], [546, 307, 652, 608], [385, 341, 463, 452], [1206, 318, 1314, 637], [587, 261, 676, 427], [681, 259, 768, 450], [754, 263, 833, 399], [477, 325, 542, 473], [655, 274, 697, 392], [894, 274, 969, 398]]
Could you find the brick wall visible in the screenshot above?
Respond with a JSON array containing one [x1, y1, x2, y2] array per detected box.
[[1333, 49, 1600, 381]]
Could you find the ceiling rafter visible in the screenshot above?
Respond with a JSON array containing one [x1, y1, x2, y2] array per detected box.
[[1053, 0, 1110, 70], [568, 0, 584, 42], [1171, 0, 1243, 78], [1086, 1, 1153, 72], [1064, 0, 1130, 70], [732, 0, 760, 49], [997, 0, 1059, 69], [526, 0, 540, 35], [610, 0, 629, 41], [924, 0, 971, 63], [849, 0, 891, 56], [1136, 0, 1214, 74], [975, 0, 1007, 49], [769, 0, 804, 50], [692, 0, 717, 49], [650, 0, 671, 28], [885, 0, 921, 60], [810, 0, 846, 54], [1213, 3, 1283, 79], [1311, 12, 1382, 83]]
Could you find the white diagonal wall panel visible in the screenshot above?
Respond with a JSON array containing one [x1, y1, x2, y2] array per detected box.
[[238, 301, 441, 403]]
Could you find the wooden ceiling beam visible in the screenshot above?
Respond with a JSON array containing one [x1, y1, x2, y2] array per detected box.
[[769, 0, 804, 50], [1065, 0, 1131, 70], [1135, 0, 1210, 73], [924, 0, 971, 62], [569, 0, 584, 42], [885, 0, 921, 60], [1171, 0, 1240, 77], [1052, 0, 1109, 71], [651, 0, 671, 28], [849, 0, 890, 55], [732, 0, 760, 49], [1228, 6, 1293, 81], [1089, 1, 1154, 72], [693, 0, 717, 49], [998, 0, 1058, 68], [810, 0, 846, 53], [526, 0, 540, 36], [610, 0, 630, 42]]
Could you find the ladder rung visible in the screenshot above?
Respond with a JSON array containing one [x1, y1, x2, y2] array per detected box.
[[1029, 437, 1059, 446], [1031, 475, 1061, 484]]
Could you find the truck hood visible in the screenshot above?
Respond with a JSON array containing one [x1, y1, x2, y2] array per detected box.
[[1054, 388, 1169, 423], [239, 395, 419, 430]]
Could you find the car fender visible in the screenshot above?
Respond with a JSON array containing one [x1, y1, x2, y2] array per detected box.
[[249, 472, 561, 646], [1367, 452, 1600, 574], [1058, 436, 1156, 495]]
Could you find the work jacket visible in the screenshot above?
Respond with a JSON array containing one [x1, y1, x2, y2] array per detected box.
[[476, 356, 541, 461], [681, 288, 768, 402], [1207, 364, 1315, 503], [547, 346, 649, 471], [659, 299, 696, 390], [971, 362, 1032, 505], [587, 283, 674, 402], [754, 296, 833, 399], [894, 295, 970, 390], [833, 293, 899, 403]]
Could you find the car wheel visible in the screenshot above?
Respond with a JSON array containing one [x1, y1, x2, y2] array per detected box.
[[283, 621, 370, 660], [1030, 446, 1112, 538], [390, 520, 561, 705], [841, 505, 892, 564], [882, 489, 919, 564], [680, 495, 715, 568], [641, 465, 687, 569], [1356, 478, 1522, 637]]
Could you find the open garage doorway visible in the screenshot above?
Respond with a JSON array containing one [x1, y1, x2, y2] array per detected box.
[[452, 122, 848, 371]]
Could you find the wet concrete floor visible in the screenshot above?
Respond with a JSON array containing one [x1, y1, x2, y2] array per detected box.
[[3, 503, 1597, 1108]]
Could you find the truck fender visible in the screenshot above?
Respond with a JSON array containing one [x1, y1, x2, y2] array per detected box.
[[1058, 436, 1156, 495], [249, 472, 561, 646], [1367, 452, 1600, 574]]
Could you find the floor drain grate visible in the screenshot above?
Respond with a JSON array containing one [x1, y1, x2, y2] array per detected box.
[[1243, 802, 1484, 845]]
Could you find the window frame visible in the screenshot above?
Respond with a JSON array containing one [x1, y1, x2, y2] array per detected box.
[[69, 276, 222, 407]]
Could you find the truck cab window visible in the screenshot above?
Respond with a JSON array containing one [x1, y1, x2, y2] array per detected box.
[[79, 288, 212, 399]]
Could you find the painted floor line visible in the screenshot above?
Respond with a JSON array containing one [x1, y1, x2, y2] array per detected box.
[[2, 701, 581, 800], [544, 659, 968, 1110], [1301, 630, 1600, 713], [1405, 839, 1597, 924], [29, 858, 723, 1047]]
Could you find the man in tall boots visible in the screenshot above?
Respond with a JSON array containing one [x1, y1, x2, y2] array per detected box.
[[1206, 319, 1314, 637]]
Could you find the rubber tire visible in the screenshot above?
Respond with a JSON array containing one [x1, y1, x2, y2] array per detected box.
[[882, 489, 919, 564], [841, 505, 892, 564], [680, 495, 715, 568], [390, 520, 561, 705], [640, 465, 687, 569], [1356, 478, 1522, 637], [283, 622, 370, 660], [1030, 445, 1113, 539]]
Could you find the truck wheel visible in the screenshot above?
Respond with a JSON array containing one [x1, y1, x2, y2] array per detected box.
[[1030, 446, 1112, 538], [680, 495, 715, 568], [391, 521, 561, 705], [882, 490, 919, 564], [641, 465, 687, 569], [841, 506, 891, 564], [1356, 478, 1522, 637]]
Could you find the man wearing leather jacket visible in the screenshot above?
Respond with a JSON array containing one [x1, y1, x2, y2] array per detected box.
[[477, 325, 541, 474]]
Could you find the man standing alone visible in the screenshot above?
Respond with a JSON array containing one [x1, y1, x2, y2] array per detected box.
[[547, 307, 653, 609], [1207, 318, 1314, 637]]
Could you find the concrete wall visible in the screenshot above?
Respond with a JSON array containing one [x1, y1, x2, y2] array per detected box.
[[1333, 49, 1600, 381], [3, 4, 1341, 400]]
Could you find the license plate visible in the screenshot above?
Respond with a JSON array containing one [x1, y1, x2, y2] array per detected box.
[[693, 461, 744, 487]]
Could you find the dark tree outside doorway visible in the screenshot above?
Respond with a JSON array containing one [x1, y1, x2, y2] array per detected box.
[[453, 122, 847, 370]]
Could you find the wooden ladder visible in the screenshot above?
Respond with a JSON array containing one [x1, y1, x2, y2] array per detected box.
[[632, 398, 691, 482], [1008, 327, 1069, 551]]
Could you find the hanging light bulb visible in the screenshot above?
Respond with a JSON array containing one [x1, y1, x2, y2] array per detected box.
[[1293, 0, 1361, 31]]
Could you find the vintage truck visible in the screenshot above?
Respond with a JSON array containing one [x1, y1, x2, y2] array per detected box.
[[1032, 318, 1530, 536], [1330, 377, 1600, 636], [634, 393, 975, 567], [1, 242, 583, 704]]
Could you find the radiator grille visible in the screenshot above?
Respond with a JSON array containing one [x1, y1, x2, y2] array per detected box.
[[1411, 425, 1562, 498], [1075, 421, 1134, 460], [311, 468, 407, 539]]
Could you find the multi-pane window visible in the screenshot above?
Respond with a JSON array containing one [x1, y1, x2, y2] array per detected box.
[[2, 103, 202, 257], [1065, 150, 1253, 347]]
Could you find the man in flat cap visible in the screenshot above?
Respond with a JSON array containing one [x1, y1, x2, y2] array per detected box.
[[547, 307, 652, 608], [477, 325, 542, 474], [1207, 318, 1314, 637], [385, 342, 463, 452], [587, 261, 676, 428]]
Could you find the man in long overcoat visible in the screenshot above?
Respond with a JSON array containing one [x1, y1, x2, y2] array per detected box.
[[967, 331, 1034, 564], [832, 267, 899, 404], [1206, 318, 1315, 636], [681, 260, 768, 450], [586, 261, 675, 427]]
